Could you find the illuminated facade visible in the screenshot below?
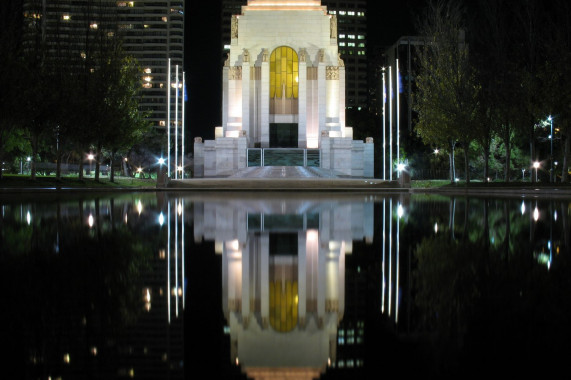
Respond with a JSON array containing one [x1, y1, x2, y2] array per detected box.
[[195, 0, 373, 178], [21, 0, 184, 130], [222, 0, 369, 109]]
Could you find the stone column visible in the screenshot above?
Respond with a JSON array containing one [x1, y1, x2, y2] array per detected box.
[[339, 62, 346, 131], [261, 49, 270, 148], [222, 65, 229, 135], [193, 137, 204, 178], [364, 137, 374, 178], [298, 49, 307, 148], [317, 50, 327, 143], [241, 51, 250, 137], [320, 131, 330, 170]]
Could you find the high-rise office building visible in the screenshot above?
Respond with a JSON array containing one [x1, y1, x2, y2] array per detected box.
[[21, 0, 184, 130], [221, 0, 368, 110], [322, 0, 367, 110]]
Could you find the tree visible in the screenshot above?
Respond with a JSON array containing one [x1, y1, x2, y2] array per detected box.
[[413, 0, 481, 184], [539, 0, 571, 182], [0, 0, 25, 179], [103, 55, 151, 182]]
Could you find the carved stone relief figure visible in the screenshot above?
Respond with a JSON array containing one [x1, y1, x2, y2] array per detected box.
[[338, 53, 344, 67], [224, 53, 230, 67], [231, 15, 238, 39], [319, 49, 325, 63], [229, 66, 242, 80], [330, 15, 337, 38], [326, 66, 339, 80], [262, 48, 269, 62], [299, 48, 306, 62], [243, 49, 250, 63]]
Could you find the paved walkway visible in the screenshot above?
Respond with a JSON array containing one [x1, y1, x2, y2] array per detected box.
[[167, 166, 402, 191], [228, 166, 344, 178]]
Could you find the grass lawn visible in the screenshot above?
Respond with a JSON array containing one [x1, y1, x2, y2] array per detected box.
[[0, 174, 157, 189]]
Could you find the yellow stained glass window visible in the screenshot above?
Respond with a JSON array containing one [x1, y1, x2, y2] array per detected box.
[[270, 46, 298, 99]]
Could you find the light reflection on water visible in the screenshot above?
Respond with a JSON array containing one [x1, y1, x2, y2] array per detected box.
[[1, 193, 570, 379]]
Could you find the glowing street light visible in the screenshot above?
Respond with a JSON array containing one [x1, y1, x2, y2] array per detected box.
[[548, 116, 553, 182], [533, 161, 540, 182], [158, 157, 165, 166], [88, 153, 94, 175]]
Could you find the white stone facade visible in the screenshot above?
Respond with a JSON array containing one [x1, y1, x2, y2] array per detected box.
[[194, 0, 373, 177]]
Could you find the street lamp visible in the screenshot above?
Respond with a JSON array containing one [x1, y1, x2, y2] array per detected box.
[[533, 161, 540, 182], [548, 116, 553, 182], [88, 154, 94, 175]]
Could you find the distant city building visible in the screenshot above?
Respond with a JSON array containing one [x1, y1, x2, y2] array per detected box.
[[323, 0, 368, 110], [385, 36, 425, 135], [221, 0, 368, 110], [21, 0, 184, 130], [196, 0, 374, 178]]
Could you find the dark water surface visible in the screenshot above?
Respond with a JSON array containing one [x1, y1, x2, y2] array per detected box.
[[2, 192, 570, 379]]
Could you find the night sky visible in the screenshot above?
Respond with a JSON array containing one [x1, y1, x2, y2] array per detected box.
[[185, 0, 427, 140]]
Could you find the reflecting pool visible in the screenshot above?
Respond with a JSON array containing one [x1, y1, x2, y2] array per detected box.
[[2, 192, 570, 379]]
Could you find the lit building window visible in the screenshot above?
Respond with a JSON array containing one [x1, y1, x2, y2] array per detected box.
[[348, 11, 355, 16], [348, 34, 355, 39], [339, 34, 345, 39], [90, 23, 98, 30], [338, 11, 346, 15], [107, 31, 115, 37], [358, 35, 365, 40], [357, 11, 365, 16], [348, 42, 355, 47], [339, 42, 346, 46], [62, 14, 70, 21], [144, 68, 152, 74], [329, 10, 336, 14], [80, 52, 86, 59], [162, 16, 167, 22], [270, 46, 299, 99], [357, 51, 365, 55]]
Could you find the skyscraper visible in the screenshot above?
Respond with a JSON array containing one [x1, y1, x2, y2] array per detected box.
[[21, 0, 184, 130]]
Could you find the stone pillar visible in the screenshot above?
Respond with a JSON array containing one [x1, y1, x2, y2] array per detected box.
[[261, 50, 270, 148], [351, 140, 364, 177], [364, 137, 374, 178], [298, 50, 307, 148], [331, 138, 352, 176], [339, 64, 346, 131], [204, 140, 216, 177], [222, 66, 229, 134], [317, 52, 326, 142], [241, 54, 250, 137], [227, 66, 243, 134], [320, 131, 330, 170], [193, 137, 204, 178], [236, 132, 248, 171]]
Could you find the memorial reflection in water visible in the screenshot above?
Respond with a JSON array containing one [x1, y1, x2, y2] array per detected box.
[[3, 193, 569, 379], [188, 193, 403, 379]]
